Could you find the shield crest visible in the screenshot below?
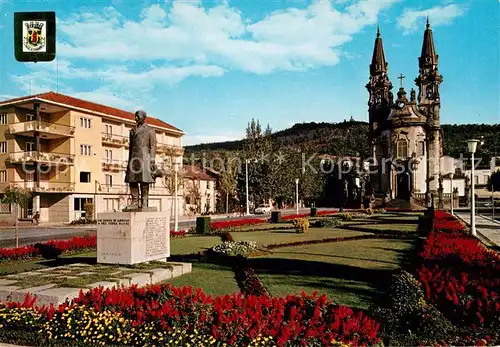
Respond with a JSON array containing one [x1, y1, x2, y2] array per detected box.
[[27, 28, 41, 46]]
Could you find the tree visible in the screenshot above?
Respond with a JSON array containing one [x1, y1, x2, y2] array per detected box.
[[219, 157, 238, 214], [487, 170, 500, 192], [2, 185, 31, 248]]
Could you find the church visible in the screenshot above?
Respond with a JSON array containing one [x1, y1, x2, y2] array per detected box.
[[366, 18, 455, 208]]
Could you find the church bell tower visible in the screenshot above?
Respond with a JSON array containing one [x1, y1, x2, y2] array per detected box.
[[415, 17, 443, 199]]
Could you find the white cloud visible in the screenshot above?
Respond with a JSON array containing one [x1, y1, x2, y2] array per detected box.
[[12, 0, 399, 111], [56, 0, 398, 74], [397, 3, 467, 34]]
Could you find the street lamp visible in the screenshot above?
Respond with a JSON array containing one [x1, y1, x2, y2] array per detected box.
[[295, 178, 299, 215], [449, 173, 454, 215], [245, 159, 257, 216], [94, 180, 101, 221], [467, 139, 480, 236], [174, 162, 179, 232]]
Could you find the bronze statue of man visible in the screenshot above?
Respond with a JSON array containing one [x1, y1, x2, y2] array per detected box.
[[124, 110, 157, 210]]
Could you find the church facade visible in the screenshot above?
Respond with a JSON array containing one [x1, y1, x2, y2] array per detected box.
[[366, 19, 446, 206]]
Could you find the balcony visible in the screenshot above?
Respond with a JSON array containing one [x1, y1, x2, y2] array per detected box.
[[11, 181, 75, 193], [102, 133, 128, 147], [101, 159, 127, 171], [100, 184, 128, 194], [8, 151, 75, 165], [156, 144, 184, 156], [9, 120, 75, 138]]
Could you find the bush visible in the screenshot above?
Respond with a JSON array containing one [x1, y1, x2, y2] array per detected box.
[[84, 203, 94, 222], [293, 218, 309, 233], [339, 212, 352, 221], [270, 211, 282, 223], [365, 208, 375, 215], [211, 240, 258, 256], [375, 208, 386, 214], [196, 216, 211, 234], [220, 231, 234, 242], [314, 218, 342, 228]]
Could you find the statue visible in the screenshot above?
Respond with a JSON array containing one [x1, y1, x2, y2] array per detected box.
[[124, 110, 163, 211], [410, 88, 416, 103]]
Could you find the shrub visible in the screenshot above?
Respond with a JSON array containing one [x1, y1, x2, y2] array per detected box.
[[271, 211, 282, 223], [211, 240, 258, 256], [314, 218, 342, 228], [375, 208, 386, 214], [196, 216, 211, 234], [83, 203, 94, 222], [293, 218, 309, 233], [220, 231, 234, 242], [339, 212, 352, 221], [365, 208, 375, 215]]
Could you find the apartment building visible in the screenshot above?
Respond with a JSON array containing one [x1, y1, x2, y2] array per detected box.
[[0, 92, 184, 223]]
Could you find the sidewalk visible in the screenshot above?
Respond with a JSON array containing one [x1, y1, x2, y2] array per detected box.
[[455, 212, 500, 250]]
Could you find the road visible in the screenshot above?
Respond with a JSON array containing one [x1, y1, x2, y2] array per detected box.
[[0, 208, 313, 248]]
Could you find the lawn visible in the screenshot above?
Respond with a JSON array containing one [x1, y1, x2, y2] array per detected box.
[[165, 262, 239, 296], [249, 237, 416, 309], [230, 227, 366, 246], [170, 235, 220, 255]]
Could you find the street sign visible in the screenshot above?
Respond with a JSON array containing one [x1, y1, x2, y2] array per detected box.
[[14, 11, 56, 62]]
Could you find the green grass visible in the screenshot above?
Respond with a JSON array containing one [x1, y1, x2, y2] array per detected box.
[[348, 223, 418, 233], [165, 263, 239, 296], [230, 227, 366, 246], [170, 236, 220, 255], [249, 237, 416, 309]]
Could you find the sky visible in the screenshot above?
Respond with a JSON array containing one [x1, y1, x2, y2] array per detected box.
[[0, 0, 498, 145]]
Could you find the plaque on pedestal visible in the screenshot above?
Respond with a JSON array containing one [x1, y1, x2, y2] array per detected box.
[[97, 211, 170, 265]]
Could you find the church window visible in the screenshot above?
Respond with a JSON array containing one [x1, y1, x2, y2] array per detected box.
[[418, 141, 425, 156], [396, 140, 408, 158]]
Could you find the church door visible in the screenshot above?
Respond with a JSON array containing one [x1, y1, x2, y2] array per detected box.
[[397, 172, 411, 200]]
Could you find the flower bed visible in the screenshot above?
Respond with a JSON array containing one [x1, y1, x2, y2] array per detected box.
[[415, 211, 500, 330], [170, 229, 186, 238], [211, 240, 258, 256], [0, 234, 97, 262], [281, 213, 310, 221], [210, 218, 268, 231], [0, 285, 381, 346]]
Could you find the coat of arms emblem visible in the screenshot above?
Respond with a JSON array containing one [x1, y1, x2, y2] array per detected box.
[[22, 21, 46, 52]]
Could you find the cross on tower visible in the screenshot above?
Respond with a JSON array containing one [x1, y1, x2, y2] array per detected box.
[[397, 73, 406, 88], [398, 73, 405, 88]]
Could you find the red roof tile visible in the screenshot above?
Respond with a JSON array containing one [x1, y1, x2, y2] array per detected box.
[[0, 91, 183, 134], [183, 165, 217, 181]]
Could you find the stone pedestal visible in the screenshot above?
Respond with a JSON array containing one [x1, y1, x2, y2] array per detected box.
[[97, 211, 170, 265]]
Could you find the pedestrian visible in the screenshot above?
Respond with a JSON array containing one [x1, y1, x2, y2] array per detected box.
[[33, 211, 40, 225]]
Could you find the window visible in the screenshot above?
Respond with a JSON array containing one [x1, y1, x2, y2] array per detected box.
[[105, 124, 113, 135], [80, 144, 92, 156], [105, 174, 113, 186], [0, 113, 7, 125], [474, 175, 479, 184], [0, 142, 7, 154], [105, 149, 112, 162], [396, 140, 408, 158], [104, 198, 119, 212], [80, 117, 92, 129], [418, 141, 425, 156], [80, 171, 91, 183], [74, 198, 93, 219], [0, 170, 6, 182], [26, 113, 34, 121], [26, 142, 35, 152]]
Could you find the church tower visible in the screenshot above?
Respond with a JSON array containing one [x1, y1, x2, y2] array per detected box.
[[415, 18, 443, 200], [366, 27, 393, 195]]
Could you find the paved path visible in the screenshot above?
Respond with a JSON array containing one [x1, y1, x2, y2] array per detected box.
[[455, 212, 500, 250], [0, 208, 315, 248]]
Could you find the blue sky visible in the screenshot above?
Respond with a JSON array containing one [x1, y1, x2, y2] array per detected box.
[[0, 0, 498, 145]]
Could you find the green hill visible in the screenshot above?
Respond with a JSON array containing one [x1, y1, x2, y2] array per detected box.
[[185, 121, 500, 163]]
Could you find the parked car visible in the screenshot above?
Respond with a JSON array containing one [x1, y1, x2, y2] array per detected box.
[[254, 204, 272, 214]]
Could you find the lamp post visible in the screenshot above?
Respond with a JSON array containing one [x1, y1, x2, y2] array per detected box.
[[174, 162, 179, 232], [449, 173, 454, 215], [245, 159, 250, 215], [492, 146, 497, 222], [295, 178, 299, 215], [94, 180, 101, 221], [467, 139, 480, 236]]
